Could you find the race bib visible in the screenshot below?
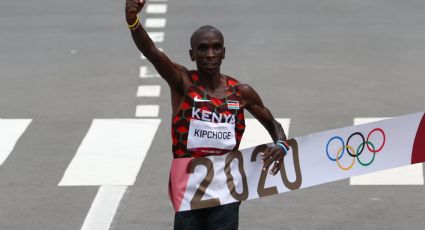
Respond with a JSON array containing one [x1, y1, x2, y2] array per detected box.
[[187, 119, 236, 150]]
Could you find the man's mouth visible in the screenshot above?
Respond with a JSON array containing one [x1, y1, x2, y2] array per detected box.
[[204, 62, 218, 67]]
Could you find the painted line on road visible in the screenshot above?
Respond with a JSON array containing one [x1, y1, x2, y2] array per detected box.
[[80, 186, 128, 230], [58, 119, 161, 186], [135, 105, 160, 117], [137, 85, 161, 97], [0, 119, 32, 165], [139, 66, 147, 74], [145, 18, 166, 28], [147, 32, 164, 43], [239, 118, 290, 149], [146, 4, 168, 14], [350, 117, 424, 185], [139, 66, 160, 78]]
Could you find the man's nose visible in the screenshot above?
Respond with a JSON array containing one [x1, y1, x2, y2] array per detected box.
[[206, 48, 215, 58]]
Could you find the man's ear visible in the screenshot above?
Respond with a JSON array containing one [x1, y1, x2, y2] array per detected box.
[[223, 46, 226, 59], [189, 49, 195, 61]]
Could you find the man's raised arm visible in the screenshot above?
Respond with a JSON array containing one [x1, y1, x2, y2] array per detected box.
[[125, 0, 185, 92]]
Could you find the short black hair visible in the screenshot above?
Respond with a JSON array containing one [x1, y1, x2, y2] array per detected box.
[[190, 25, 224, 48]]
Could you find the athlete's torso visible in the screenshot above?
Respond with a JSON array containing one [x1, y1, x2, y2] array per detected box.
[[171, 71, 245, 158]]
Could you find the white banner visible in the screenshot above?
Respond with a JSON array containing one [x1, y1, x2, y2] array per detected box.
[[168, 112, 425, 212]]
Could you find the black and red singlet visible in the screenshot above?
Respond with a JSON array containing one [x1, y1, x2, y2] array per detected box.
[[171, 71, 245, 158]]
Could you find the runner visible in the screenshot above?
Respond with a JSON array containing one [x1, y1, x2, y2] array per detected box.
[[125, 0, 289, 229]]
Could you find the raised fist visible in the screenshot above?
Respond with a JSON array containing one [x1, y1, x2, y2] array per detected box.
[[125, 0, 146, 24]]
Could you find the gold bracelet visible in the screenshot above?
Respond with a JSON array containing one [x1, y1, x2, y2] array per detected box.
[[129, 22, 140, 31], [128, 17, 140, 30]]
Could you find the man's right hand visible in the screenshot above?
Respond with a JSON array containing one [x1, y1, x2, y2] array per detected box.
[[125, 0, 146, 24]]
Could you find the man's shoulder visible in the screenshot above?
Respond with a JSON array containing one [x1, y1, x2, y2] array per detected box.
[[175, 64, 190, 75], [221, 74, 243, 88], [234, 82, 250, 91], [174, 66, 193, 82], [235, 83, 257, 99], [224, 74, 239, 82]]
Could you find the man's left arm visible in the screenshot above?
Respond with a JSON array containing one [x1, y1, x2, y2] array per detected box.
[[239, 84, 289, 175]]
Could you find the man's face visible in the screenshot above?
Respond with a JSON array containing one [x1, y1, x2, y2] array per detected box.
[[190, 30, 225, 75]]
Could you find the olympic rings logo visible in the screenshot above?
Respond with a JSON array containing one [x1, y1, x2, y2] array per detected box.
[[325, 128, 386, 171]]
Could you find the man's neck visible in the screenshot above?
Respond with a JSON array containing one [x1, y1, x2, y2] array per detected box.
[[197, 70, 223, 91]]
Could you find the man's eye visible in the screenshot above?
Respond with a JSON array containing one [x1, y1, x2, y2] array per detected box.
[[198, 45, 207, 51], [213, 44, 223, 50]]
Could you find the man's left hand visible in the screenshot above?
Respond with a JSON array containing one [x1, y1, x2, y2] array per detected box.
[[261, 146, 285, 175]]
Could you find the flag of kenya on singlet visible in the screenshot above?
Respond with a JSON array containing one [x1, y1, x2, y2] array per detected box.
[[171, 71, 245, 158]]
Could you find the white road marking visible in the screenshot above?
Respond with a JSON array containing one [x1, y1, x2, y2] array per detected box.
[[350, 117, 424, 185], [137, 85, 161, 97], [351, 164, 424, 185], [147, 32, 164, 42], [0, 119, 32, 165], [80, 186, 127, 230], [58, 119, 161, 186], [139, 66, 147, 74], [145, 18, 166, 28], [239, 118, 290, 149], [135, 105, 160, 117], [146, 4, 168, 14], [139, 66, 160, 78]]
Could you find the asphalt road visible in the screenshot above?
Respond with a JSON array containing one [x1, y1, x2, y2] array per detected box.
[[1, 0, 424, 229]]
